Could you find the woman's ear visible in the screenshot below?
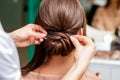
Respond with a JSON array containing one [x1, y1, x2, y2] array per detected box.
[[78, 28, 84, 35]]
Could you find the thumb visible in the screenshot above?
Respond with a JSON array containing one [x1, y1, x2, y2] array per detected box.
[[70, 36, 81, 49], [30, 31, 46, 39]]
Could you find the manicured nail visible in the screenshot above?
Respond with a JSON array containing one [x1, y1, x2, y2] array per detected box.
[[70, 36, 75, 41], [41, 34, 47, 37]]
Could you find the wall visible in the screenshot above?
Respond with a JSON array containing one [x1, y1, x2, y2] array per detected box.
[[0, 0, 28, 67]]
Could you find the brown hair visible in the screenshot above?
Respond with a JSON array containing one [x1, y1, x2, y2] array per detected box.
[[105, 0, 120, 9], [22, 0, 86, 75]]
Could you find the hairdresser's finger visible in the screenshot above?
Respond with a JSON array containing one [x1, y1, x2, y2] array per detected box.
[[70, 36, 81, 49], [73, 35, 93, 46], [29, 37, 35, 45], [34, 40, 41, 45], [31, 24, 47, 34], [39, 38, 44, 42], [29, 31, 46, 39], [33, 38, 44, 45]]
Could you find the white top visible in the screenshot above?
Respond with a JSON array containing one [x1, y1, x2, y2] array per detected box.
[[0, 22, 21, 80], [93, 0, 107, 6]]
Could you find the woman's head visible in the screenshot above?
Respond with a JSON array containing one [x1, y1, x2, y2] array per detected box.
[[35, 0, 86, 55], [22, 0, 86, 74], [36, 0, 86, 34]]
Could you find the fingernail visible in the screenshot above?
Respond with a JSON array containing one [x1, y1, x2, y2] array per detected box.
[[40, 38, 44, 42], [70, 36, 75, 41], [41, 34, 47, 37], [45, 32, 47, 35]]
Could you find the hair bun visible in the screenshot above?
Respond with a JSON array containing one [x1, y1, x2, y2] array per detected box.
[[47, 31, 68, 40], [41, 32, 74, 56]]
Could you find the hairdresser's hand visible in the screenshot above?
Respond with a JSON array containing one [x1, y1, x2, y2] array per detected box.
[[70, 35, 96, 63], [62, 35, 96, 80], [9, 24, 47, 47]]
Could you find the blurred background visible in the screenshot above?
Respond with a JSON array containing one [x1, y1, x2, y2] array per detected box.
[[0, 0, 41, 67], [0, 0, 120, 80]]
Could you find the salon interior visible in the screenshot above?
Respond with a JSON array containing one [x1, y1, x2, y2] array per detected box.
[[0, 0, 120, 80]]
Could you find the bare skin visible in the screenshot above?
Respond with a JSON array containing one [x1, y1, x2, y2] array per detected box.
[[92, 0, 120, 32], [9, 24, 47, 47]]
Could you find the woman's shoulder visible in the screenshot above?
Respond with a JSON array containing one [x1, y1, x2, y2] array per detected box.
[[23, 72, 39, 80], [23, 71, 104, 80], [23, 71, 63, 80]]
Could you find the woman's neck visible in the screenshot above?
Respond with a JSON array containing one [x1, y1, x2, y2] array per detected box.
[[45, 53, 75, 71], [49, 53, 74, 65], [36, 53, 75, 75]]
